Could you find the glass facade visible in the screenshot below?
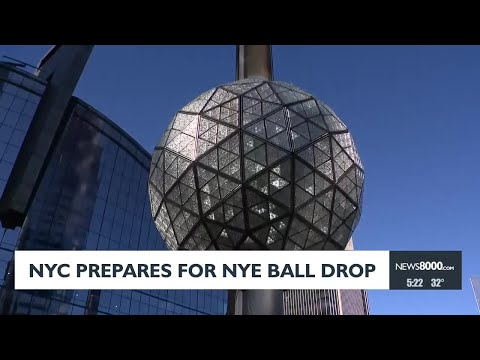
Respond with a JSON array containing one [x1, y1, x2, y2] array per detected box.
[[0, 94, 227, 315], [0, 63, 47, 295], [283, 289, 340, 315], [149, 79, 364, 252], [339, 290, 369, 315], [282, 238, 369, 315], [339, 238, 369, 315], [0, 63, 46, 197], [283, 289, 369, 315]]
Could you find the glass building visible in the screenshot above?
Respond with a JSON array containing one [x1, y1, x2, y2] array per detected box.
[[283, 289, 341, 315], [0, 61, 47, 293], [0, 62, 47, 202], [338, 289, 369, 315], [283, 238, 370, 315], [283, 289, 369, 315], [0, 48, 227, 315], [338, 238, 369, 315]]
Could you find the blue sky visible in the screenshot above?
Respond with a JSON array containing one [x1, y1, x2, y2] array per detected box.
[[1, 45, 479, 315]]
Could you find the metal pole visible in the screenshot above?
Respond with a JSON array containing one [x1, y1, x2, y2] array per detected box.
[[235, 290, 284, 315], [236, 45, 274, 81], [231, 45, 283, 315]]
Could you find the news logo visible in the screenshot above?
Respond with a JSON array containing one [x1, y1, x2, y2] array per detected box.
[[389, 251, 462, 290]]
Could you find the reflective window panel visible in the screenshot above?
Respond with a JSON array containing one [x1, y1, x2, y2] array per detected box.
[[0, 99, 227, 315]]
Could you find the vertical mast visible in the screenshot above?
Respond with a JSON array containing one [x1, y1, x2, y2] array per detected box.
[[236, 45, 274, 81], [229, 45, 283, 315]]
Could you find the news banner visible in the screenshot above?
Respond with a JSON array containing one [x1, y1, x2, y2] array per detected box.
[[13, 250, 461, 290]]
